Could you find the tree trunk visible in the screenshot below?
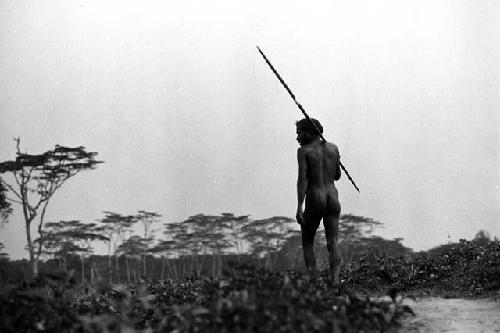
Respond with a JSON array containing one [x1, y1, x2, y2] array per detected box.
[[142, 254, 146, 277], [25, 220, 38, 277], [196, 256, 202, 277], [212, 253, 216, 279], [294, 249, 300, 270], [107, 243, 113, 283], [80, 255, 85, 284], [136, 258, 140, 281], [115, 254, 120, 283], [91, 263, 95, 284], [63, 254, 68, 272], [184, 257, 189, 277], [32, 258, 39, 277], [178, 259, 183, 277], [189, 255, 195, 275], [168, 259, 176, 280], [133, 265, 137, 283], [161, 256, 165, 280], [236, 242, 242, 263], [265, 253, 271, 271], [108, 254, 112, 283], [181, 258, 187, 277], [95, 262, 102, 283], [125, 256, 131, 284], [217, 254, 222, 278]]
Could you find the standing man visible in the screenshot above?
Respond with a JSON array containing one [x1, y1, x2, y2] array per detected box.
[[295, 118, 342, 287]]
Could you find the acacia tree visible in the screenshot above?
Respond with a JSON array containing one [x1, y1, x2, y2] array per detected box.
[[187, 214, 234, 277], [161, 214, 236, 277], [36, 220, 108, 283], [64, 221, 108, 284], [137, 210, 160, 239], [173, 230, 206, 276], [149, 239, 177, 279], [275, 229, 303, 270], [116, 235, 151, 283], [165, 218, 205, 275], [136, 210, 161, 275], [163, 221, 192, 277], [241, 216, 296, 270], [36, 220, 85, 271], [337, 214, 384, 263], [176, 214, 237, 276], [98, 211, 137, 283], [0, 139, 102, 276], [218, 213, 251, 260]]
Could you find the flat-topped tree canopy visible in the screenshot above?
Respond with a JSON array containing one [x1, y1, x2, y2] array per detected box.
[[0, 144, 102, 175]]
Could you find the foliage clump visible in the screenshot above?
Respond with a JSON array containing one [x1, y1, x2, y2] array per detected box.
[[0, 264, 413, 333], [2, 238, 499, 332], [340, 239, 500, 296]]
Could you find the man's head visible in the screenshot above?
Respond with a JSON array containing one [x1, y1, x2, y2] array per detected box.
[[295, 118, 323, 146]]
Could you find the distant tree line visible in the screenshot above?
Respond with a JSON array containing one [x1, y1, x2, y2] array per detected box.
[[0, 138, 414, 284], [0, 210, 415, 284]]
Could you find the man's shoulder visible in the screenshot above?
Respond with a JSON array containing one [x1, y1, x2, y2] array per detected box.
[[325, 141, 338, 147], [325, 142, 339, 152]]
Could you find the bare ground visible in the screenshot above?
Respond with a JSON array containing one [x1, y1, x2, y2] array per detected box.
[[401, 296, 500, 332]]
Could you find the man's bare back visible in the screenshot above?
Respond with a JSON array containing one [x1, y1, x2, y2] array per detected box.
[[300, 141, 341, 220]]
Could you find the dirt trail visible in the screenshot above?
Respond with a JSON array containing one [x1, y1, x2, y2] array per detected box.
[[401, 297, 500, 332]]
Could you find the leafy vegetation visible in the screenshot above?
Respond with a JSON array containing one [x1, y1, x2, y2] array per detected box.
[[0, 182, 12, 224], [1, 236, 499, 332], [341, 238, 500, 297], [0, 263, 413, 333]]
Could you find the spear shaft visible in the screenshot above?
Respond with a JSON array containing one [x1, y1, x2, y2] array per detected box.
[[257, 46, 360, 193]]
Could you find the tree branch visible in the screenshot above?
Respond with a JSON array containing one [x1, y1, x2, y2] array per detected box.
[[5, 197, 23, 205], [36, 198, 51, 260], [13, 170, 23, 189], [14, 137, 21, 154], [0, 177, 22, 200]]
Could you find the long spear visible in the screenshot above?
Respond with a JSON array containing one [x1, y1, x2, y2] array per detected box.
[[257, 46, 360, 193]]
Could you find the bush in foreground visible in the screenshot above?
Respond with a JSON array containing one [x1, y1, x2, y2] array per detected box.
[[341, 239, 500, 296], [0, 263, 413, 333]]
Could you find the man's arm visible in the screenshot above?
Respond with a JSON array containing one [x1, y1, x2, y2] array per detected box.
[[335, 161, 342, 181], [296, 148, 308, 224], [334, 147, 342, 181]]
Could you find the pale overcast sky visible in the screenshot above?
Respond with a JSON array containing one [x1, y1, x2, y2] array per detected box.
[[1, 0, 499, 259]]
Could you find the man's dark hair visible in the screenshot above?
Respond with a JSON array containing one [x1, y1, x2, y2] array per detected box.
[[295, 118, 323, 135]]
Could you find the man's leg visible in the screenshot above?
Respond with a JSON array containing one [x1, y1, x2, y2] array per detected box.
[[323, 212, 341, 285], [300, 216, 320, 274]]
